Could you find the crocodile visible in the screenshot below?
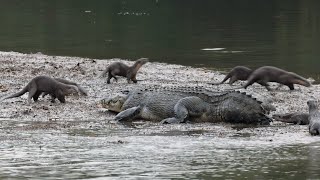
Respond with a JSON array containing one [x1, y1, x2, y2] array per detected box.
[[100, 86, 272, 125]]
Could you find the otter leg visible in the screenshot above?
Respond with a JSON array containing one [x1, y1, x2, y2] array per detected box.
[[107, 71, 112, 84], [287, 84, 295, 90], [32, 91, 42, 102], [57, 95, 65, 103], [228, 76, 237, 85], [256, 80, 272, 91], [55, 90, 65, 103], [27, 88, 37, 104], [243, 78, 256, 89], [50, 94, 56, 103], [131, 77, 138, 83]]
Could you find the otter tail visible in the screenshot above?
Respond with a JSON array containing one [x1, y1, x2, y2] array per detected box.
[[209, 74, 231, 85], [77, 85, 88, 96], [0, 85, 29, 101], [219, 74, 231, 84]]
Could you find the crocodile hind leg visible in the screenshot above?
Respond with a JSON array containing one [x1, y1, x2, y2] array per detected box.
[[115, 106, 141, 121], [161, 96, 206, 124]]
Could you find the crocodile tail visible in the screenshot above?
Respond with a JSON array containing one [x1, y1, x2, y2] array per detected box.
[[1, 85, 29, 101], [258, 113, 273, 125], [221, 91, 272, 125]]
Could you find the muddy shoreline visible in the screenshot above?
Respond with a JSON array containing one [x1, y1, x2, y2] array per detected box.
[[0, 51, 318, 140]]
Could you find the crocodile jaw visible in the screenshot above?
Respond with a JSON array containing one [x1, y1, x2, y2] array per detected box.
[[100, 94, 126, 112]]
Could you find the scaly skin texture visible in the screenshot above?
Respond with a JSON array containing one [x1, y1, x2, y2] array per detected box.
[[308, 100, 320, 135], [273, 113, 309, 125], [100, 87, 272, 125]]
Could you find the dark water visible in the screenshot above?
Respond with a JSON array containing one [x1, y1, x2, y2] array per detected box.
[[1, 0, 320, 79]]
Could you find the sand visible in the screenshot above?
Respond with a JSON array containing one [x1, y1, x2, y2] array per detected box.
[[0, 51, 319, 143]]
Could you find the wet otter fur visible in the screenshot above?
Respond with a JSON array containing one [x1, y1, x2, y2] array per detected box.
[[100, 58, 148, 84], [215, 66, 253, 85], [42, 78, 88, 97], [243, 66, 311, 91], [1, 76, 78, 103], [307, 100, 320, 136]]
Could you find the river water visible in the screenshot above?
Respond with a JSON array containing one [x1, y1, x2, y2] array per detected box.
[[1, 0, 320, 179], [1, 117, 320, 179], [1, 0, 320, 79]]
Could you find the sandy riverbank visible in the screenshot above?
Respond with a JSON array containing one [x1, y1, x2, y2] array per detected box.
[[0, 51, 318, 141]]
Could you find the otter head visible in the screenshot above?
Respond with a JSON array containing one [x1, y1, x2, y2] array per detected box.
[[289, 72, 311, 87], [136, 58, 149, 65], [100, 94, 127, 112], [307, 100, 318, 111]]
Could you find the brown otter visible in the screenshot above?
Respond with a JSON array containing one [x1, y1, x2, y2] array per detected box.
[[1, 76, 78, 103], [273, 112, 309, 125], [243, 66, 311, 91], [42, 78, 88, 97], [307, 100, 320, 136], [100, 58, 148, 84], [215, 66, 253, 85]]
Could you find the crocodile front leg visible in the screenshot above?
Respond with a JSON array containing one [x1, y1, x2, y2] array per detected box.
[[114, 106, 141, 121]]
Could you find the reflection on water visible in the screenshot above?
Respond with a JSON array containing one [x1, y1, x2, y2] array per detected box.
[[0, 0, 320, 79], [1, 118, 320, 179]]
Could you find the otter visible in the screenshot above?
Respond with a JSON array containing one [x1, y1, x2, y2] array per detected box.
[[273, 112, 309, 125], [41, 78, 88, 97], [215, 66, 253, 85], [307, 100, 320, 136], [243, 66, 311, 91], [1, 76, 78, 103], [100, 58, 148, 84]]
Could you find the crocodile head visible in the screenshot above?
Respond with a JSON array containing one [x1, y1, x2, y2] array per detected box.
[[100, 94, 127, 112]]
